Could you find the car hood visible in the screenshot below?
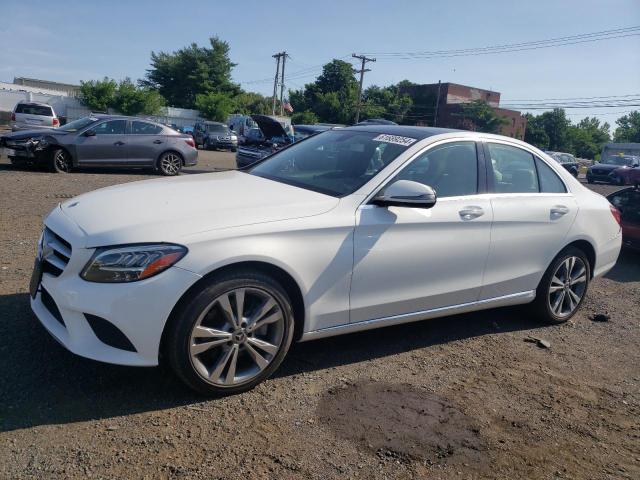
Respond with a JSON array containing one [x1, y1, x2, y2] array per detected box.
[[252, 115, 289, 140], [57, 171, 339, 247], [2, 128, 65, 141], [589, 164, 619, 172]]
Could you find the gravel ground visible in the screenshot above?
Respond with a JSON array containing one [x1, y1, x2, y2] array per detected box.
[[0, 151, 639, 480]]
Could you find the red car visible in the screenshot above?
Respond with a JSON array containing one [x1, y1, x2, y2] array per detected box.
[[610, 162, 640, 186], [607, 186, 640, 251]]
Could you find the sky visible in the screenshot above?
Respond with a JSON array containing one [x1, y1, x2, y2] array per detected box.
[[2, 0, 639, 127]]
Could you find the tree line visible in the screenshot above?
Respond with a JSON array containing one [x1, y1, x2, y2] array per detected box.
[[78, 36, 640, 158]]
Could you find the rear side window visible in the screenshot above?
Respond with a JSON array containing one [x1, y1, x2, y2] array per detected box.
[[131, 121, 162, 135], [488, 143, 539, 193], [395, 141, 478, 198], [535, 157, 567, 193], [15, 104, 53, 116]]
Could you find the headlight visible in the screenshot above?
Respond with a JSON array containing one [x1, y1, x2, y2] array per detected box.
[[80, 244, 187, 283]]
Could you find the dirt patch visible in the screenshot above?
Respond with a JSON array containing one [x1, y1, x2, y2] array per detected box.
[[318, 381, 487, 469]]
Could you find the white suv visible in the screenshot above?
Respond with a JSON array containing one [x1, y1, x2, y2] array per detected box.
[[10, 101, 59, 131]]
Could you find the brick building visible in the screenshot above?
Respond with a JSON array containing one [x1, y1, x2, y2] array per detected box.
[[399, 82, 527, 140]]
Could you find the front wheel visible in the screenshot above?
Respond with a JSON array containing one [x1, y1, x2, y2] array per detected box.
[[158, 152, 183, 176], [50, 148, 72, 173], [532, 247, 590, 324], [587, 177, 594, 184], [166, 271, 295, 395]]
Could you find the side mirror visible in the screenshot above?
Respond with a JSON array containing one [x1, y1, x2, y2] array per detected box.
[[84, 129, 96, 137], [372, 180, 437, 209]]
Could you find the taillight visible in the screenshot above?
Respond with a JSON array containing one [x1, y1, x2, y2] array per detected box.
[[52, 118, 60, 127], [609, 204, 622, 227], [11, 113, 15, 121], [184, 138, 195, 148]]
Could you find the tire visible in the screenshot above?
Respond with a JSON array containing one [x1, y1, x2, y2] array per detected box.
[[231, 147, 237, 153], [587, 177, 594, 184], [50, 148, 72, 173], [617, 176, 626, 186], [532, 246, 590, 324], [166, 270, 295, 395], [158, 151, 183, 176], [204, 138, 211, 150]]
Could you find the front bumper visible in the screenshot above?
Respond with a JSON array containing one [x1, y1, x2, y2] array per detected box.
[[587, 171, 615, 183], [30, 215, 201, 366]]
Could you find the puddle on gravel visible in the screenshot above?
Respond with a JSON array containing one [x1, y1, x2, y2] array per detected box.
[[317, 381, 488, 469]]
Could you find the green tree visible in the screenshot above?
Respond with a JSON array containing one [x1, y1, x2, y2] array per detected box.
[[142, 36, 239, 109], [112, 78, 165, 116], [291, 111, 319, 125], [361, 84, 413, 123], [289, 59, 359, 124], [524, 113, 550, 149], [79, 77, 118, 112], [453, 100, 509, 134], [538, 109, 571, 151], [613, 111, 640, 143], [567, 117, 610, 159], [195, 92, 235, 121], [233, 92, 272, 115]]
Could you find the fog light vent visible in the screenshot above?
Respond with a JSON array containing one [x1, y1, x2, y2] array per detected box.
[[84, 314, 137, 352]]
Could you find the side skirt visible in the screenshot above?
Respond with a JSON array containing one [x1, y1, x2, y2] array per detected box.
[[299, 290, 535, 342]]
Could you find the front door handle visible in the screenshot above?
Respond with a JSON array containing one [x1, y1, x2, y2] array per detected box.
[[550, 205, 570, 218], [459, 206, 485, 221], [153, 139, 163, 144], [114, 141, 125, 146]]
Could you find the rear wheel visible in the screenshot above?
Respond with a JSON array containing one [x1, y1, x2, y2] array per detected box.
[[158, 151, 183, 176], [50, 148, 72, 173], [166, 271, 295, 395], [532, 247, 590, 324]]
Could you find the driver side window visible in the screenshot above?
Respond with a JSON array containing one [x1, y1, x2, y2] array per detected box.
[[394, 141, 478, 198], [93, 120, 126, 135]]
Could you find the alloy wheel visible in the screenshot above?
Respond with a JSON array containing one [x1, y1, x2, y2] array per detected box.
[[160, 153, 182, 175], [188, 287, 285, 387], [54, 150, 71, 173], [547, 256, 587, 318]]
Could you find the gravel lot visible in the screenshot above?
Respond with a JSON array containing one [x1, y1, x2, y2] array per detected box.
[[0, 150, 638, 479]]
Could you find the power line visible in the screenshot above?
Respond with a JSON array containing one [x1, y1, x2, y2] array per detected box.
[[502, 93, 640, 102], [358, 26, 640, 59]]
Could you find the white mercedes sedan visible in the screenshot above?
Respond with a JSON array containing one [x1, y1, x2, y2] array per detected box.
[[30, 126, 622, 395]]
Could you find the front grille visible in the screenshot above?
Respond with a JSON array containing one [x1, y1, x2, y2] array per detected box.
[[42, 228, 72, 277]]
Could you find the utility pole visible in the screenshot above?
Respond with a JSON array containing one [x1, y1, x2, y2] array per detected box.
[[279, 52, 288, 116], [271, 52, 284, 116], [352, 53, 376, 124], [434, 80, 442, 127]]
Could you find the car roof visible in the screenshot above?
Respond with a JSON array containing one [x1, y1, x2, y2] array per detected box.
[[89, 114, 163, 124], [16, 100, 52, 107], [341, 125, 460, 139]]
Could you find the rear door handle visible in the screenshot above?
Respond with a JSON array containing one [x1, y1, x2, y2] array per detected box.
[[550, 205, 570, 218], [114, 141, 125, 146], [459, 206, 485, 220], [153, 139, 163, 144]]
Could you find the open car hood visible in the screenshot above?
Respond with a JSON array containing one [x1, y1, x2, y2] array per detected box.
[[251, 115, 290, 141]]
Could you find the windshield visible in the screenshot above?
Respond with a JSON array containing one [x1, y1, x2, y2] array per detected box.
[[250, 130, 416, 197], [603, 155, 637, 166], [207, 124, 230, 134], [59, 117, 98, 132]]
